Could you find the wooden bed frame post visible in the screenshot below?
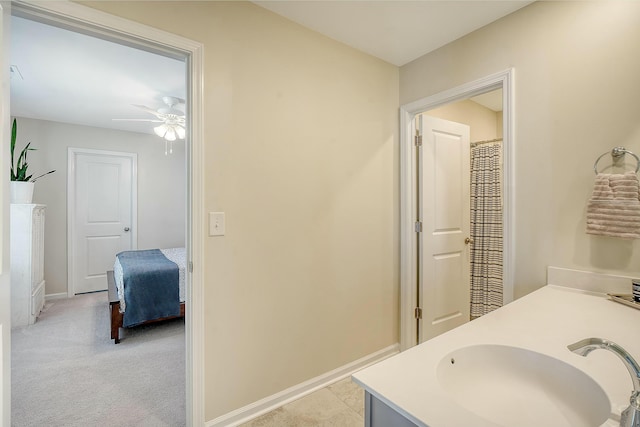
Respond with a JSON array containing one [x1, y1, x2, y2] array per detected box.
[[107, 270, 123, 344], [110, 302, 123, 344]]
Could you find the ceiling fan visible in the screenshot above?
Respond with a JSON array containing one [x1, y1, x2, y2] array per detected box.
[[113, 96, 186, 154]]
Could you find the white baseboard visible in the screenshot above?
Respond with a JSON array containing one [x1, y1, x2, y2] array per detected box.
[[45, 293, 68, 301], [206, 343, 400, 427]]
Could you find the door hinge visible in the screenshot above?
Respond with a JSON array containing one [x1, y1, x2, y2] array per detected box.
[[414, 307, 423, 319], [188, 261, 193, 273], [414, 221, 423, 233], [414, 134, 422, 146]]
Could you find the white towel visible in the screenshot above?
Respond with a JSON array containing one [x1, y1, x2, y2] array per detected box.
[[586, 172, 640, 239]]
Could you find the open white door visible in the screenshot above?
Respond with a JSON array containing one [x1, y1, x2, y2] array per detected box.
[[68, 149, 137, 295], [419, 114, 471, 343]]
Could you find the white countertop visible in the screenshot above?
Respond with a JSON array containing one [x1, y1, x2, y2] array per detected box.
[[353, 285, 640, 427]]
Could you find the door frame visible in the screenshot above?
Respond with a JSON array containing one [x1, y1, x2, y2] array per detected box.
[[10, 1, 205, 425], [399, 69, 515, 351], [1, 3, 11, 425], [67, 148, 138, 297]]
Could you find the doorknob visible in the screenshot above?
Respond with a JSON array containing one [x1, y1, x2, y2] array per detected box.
[[464, 237, 474, 245], [124, 227, 130, 232]]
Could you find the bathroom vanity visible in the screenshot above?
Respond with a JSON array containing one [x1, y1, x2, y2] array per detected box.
[[353, 268, 640, 427]]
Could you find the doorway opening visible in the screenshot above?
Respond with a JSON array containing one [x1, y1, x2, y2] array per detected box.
[[7, 2, 204, 425], [425, 89, 504, 322], [399, 69, 515, 350]]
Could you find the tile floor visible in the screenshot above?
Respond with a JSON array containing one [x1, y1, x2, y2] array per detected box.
[[240, 377, 364, 426]]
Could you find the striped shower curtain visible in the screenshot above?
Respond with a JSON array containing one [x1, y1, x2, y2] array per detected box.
[[470, 143, 503, 318]]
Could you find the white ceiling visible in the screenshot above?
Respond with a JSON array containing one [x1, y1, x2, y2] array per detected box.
[[10, 16, 186, 136], [10, 1, 529, 134], [253, 1, 533, 67]]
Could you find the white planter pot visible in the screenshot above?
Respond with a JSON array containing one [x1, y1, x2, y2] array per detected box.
[[10, 181, 34, 204]]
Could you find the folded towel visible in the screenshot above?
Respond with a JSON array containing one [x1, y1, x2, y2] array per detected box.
[[586, 172, 640, 239]]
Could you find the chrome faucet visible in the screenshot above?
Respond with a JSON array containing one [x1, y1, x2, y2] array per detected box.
[[568, 338, 640, 427]]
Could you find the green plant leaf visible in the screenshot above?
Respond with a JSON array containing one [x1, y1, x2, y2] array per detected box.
[[10, 119, 17, 181], [14, 142, 35, 182], [10, 118, 54, 182]]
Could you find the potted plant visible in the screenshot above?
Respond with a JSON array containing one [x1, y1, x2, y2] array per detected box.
[[10, 118, 55, 203]]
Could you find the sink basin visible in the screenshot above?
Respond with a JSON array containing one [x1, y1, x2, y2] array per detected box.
[[436, 344, 610, 427]]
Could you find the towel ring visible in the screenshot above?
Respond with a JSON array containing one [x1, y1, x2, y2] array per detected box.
[[593, 147, 640, 174]]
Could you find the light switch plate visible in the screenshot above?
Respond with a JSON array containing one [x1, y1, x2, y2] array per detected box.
[[209, 212, 225, 236]]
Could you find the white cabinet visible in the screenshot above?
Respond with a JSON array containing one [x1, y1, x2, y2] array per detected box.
[[11, 204, 46, 327]]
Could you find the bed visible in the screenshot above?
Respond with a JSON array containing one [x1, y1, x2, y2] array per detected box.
[[107, 247, 186, 343]]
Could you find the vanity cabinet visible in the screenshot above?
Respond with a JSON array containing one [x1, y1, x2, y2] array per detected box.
[[365, 392, 418, 427], [11, 204, 46, 327]]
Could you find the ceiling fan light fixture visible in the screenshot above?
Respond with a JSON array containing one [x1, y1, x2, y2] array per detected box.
[[127, 97, 186, 149], [175, 125, 186, 140], [153, 124, 168, 138], [165, 127, 177, 142]]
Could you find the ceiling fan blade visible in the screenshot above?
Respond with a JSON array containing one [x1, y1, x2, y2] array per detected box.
[[132, 104, 165, 119], [112, 118, 164, 122]]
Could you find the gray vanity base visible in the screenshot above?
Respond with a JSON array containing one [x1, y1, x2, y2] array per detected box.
[[365, 391, 418, 427]]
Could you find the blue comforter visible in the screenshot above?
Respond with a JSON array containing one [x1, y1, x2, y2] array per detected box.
[[117, 249, 180, 327]]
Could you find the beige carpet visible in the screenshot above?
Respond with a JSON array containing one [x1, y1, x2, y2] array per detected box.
[[11, 292, 185, 427]]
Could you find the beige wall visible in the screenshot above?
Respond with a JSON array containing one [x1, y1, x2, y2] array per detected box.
[[401, 1, 640, 298], [16, 118, 186, 296], [427, 98, 500, 142], [82, 1, 399, 421]]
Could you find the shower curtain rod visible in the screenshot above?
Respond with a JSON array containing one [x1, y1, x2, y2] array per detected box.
[[471, 137, 503, 147]]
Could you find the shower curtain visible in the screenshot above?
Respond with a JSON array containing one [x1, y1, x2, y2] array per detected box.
[[470, 143, 503, 318]]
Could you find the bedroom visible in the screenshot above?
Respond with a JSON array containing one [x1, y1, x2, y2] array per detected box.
[[9, 14, 187, 304], [9, 14, 188, 426]]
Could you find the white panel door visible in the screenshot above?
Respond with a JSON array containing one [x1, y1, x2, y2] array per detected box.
[[419, 114, 470, 343], [70, 150, 136, 294]]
